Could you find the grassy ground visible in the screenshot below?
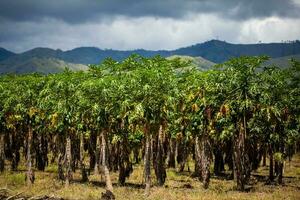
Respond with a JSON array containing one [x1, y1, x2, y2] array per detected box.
[[1, 155, 300, 200]]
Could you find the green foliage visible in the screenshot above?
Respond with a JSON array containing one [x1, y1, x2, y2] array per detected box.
[[0, 54, 299, 163]]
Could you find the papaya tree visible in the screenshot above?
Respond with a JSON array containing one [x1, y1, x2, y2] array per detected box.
[[216, 56, 268, 190]]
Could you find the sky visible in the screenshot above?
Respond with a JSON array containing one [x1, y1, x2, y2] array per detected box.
[[0, 0, 300, 53]]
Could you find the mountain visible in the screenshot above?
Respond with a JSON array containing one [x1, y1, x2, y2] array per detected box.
[[173, 40, 300, 63], [60, 40, 300, 65], [0, 48, 16, 62], [0, 47, 171, 74], [0, 57, 87, 74], [1, 39, 300, 74], [167, 55, 215, 70], [266, 54, 300, 67], [60, 48, 170, 64], [0, 47, 88, 74]]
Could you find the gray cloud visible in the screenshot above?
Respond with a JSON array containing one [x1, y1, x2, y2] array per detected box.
[[0, 0, 299, 24], [1, 15, 300, 53], [0, 0, 300, 52]]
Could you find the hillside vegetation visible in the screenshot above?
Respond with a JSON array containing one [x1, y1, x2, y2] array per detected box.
[[0, 48, 15, 62], [1, 40, 300, 74], [0, 57, 87, 74], [267, 54, 300, 67], [167, 55, 215, 70]]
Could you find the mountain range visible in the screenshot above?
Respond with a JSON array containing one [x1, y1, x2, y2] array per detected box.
[[0, 40, 300, 74]]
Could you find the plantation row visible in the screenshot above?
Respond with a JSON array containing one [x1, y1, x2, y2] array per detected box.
[[0, 55, 299, 196]]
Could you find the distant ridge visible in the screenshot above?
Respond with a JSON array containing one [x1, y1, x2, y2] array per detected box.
[[1, 40, 300, 74], [173, 40, 300, 63], [0, 48, 87, 74], [267, 54, 300, 67], [0, 48, 16, 62], [167, 55, 215, 70]]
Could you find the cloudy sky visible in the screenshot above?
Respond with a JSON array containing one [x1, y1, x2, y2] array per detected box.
[[0, 0, 300, 53]]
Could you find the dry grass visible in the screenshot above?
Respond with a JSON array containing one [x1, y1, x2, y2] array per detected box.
[[1, 155, 300, 200]]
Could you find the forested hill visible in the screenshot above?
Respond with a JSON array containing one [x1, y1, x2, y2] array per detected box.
[[173, 40, 300, 63], [0, 40, 300, 74], [0, 47, 16, 62]]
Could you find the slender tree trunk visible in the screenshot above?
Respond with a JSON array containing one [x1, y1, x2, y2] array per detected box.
[[269, 145, 274, 182], [277, 161, 283, 184], [277, 140, 284, 184], [194, 135, 202, 180], [233, 120, 247, 191], [118, 119, 133, 186], [262, 146, 267, 167], [144, 123, 151, 196], [201, 133, 211, 189], [133, 147, 140, 164], [249, 142, 260, 171], [50, 135, 57, 164], [26, 125, 35, 185], [36, 133, 47, 171], [65, 134, 72, 186], [88, 131, 96, 175], [168, 137, 176, 168], [118, 142, 126, 185], [154, 123, 166, 186], [71, 138, 78, 173], [101, 129, 113, 192], [232, 139, 236, 181], [177, 133, 187, 172], [57, 134, 65, 181], [11, 129, 20, 171], [110, 143, 118, 172], [213, 147, 224, 175], [80, 133, 88, 182], [94, 134, 101, 175], [274, 161, 279, 176], [0, 132, 5, 172], [118, 139, 132, 185]]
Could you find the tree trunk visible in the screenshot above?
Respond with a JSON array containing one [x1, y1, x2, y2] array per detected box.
[[118, 119, 132, 186], [213, 147, 224, 175], [36, 133, 47, 171], [88, 132, 96, 175], [233, 120, 247, 191], [80, 133, 88, 182], [50, 135, 57, 164], [154, 124, 166, 186], [177, 134, 187, 172], [26, 125, 35, 185], [94, 134, 101, 175], [71, 138, 78, 173], [269, 145, 274, 182], [201, 134, 211, 189], [277, 161, 283, 184], [101, 129, 113, 192], [277, 140, 285, 184], [194, 135, 202, 180], [133, 147, 140, 164], [0, 133, 5, 172], [118, 139, 132, 185], [262, 147, 267, 167], [65, 135, 72, 186], [274, 161, 279, 176], [10, 129, 20, 171], [249, 142, 260, 171], [168, 137, 176, 168], [144, 123, 151, 196], [57, 134, 65, 181]]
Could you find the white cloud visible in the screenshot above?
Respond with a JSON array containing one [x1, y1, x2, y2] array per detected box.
[[238, 17, 300, 43], [1, 14, 300, 53]]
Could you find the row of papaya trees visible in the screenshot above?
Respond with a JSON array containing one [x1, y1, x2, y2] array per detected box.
[[0, 55, 299, 196]]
